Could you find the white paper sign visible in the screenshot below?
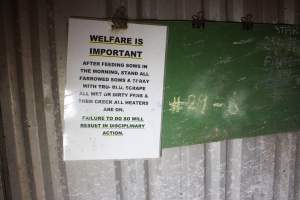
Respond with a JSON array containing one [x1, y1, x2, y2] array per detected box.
[[63, 18, 167, 160]]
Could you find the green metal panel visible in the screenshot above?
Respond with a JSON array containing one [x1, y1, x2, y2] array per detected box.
[[160, 21, 300, 148]]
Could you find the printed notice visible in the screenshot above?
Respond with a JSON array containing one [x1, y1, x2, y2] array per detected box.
[[63, 18, 167, 160]]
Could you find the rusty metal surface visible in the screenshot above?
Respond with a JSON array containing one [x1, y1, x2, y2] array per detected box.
[[1, 0, 300, 199]]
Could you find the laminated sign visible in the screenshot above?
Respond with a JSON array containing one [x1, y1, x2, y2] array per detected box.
[[63, 18, 167, 160]]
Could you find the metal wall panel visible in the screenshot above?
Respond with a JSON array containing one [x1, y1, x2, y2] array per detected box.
[[1, 0, 300, 199], [0, 167, 4, 200], [0, 107, 8, 200]]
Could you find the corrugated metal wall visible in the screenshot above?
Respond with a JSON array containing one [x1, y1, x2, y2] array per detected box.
[[1, 0, 300, 199], [0, 106, 7, 200]]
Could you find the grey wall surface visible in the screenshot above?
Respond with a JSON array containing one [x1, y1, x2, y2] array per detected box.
[[1, 0, 300, 200]]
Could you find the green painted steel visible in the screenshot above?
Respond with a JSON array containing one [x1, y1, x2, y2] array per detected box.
[[160, 21, 300, 148]]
